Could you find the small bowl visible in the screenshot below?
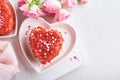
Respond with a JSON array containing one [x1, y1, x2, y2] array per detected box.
[[19, 18, 76, 73], [0, 0, 18, 38]]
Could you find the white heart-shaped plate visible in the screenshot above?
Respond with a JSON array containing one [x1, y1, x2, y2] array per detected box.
[[19, 18, 76, 73], [0, 0, 18, 38]]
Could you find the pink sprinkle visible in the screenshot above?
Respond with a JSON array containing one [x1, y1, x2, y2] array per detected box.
[[69, 58, 72, 61], [25, 31, 29, 35], [64, 32, 67, 34], [0, 15, 4, 28], [73, 56, 78, 60], [28, 26, 31, 30]]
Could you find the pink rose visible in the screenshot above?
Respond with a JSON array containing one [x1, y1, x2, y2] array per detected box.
[[18, 0, 26, 7], [54, 9, 70, 22], [42, 0, 61, 17], [80, 0, 88, 4], [19, 4, 45, 19], [19, 4, 29, 11], [61, 0, 78, 8]]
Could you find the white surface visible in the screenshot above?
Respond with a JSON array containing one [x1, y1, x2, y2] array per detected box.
[[3, 0, 120, 80]]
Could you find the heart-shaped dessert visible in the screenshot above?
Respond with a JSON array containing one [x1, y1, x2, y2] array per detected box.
[[0, 0, 15, 35], [29, 27, 64, 64], [19, 18, 76, 73]]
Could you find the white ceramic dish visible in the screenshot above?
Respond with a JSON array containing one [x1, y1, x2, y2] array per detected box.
[[19, 18, 76, 73], [0, 0, 18, 38]]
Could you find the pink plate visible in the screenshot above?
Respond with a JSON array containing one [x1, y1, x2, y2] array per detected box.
[[19, 18, 76, 73]]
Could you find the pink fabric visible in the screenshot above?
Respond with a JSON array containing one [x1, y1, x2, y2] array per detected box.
[[0, 41, 19, 80]]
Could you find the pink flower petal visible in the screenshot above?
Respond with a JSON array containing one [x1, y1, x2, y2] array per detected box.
[[20, 4, 45, 19], [19, 4, 29, 11], [54, 9, 70, 22], [42, 0, 61, 14], [61, 0, 78, 8], [18, 0, 26, 7]]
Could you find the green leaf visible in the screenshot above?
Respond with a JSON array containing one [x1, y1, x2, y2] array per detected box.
[[36, 0, 40, 5], [29, 0, 35, 7]]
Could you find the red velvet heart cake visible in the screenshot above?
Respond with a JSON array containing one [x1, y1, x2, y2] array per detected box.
[[29, 27, 64, 64], [0, 0, 15, 35]]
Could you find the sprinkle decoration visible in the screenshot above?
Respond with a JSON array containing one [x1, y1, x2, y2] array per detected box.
[[25, 26, 32, 36], [0, 4, 4, 28], [0, 15, 4, 28], [29, 26, 64, 64], [69, 55, 80, 61], [73, 56, 78, 60]]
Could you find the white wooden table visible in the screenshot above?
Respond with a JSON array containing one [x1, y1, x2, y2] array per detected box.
[[8, 0, 120, 80]]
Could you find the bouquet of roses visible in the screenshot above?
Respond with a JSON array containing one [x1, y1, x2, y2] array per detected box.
[[18, 0, 87, 22]]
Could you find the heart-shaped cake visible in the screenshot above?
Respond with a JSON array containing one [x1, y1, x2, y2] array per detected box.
[[29, 26, 64, 64], [0, 0, 15, 35]]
